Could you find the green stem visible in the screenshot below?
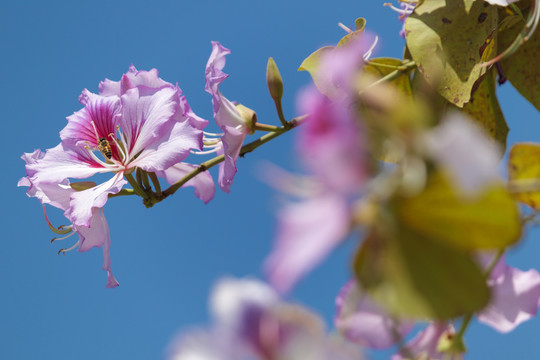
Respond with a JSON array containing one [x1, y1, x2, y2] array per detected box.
[[254, 123, 286, 132], [149, 172, 162, 196], [141, 170, 151, 190], [273, 98, 287, 127], [125, 173, 148, 199], [108, 188, 137, 198]]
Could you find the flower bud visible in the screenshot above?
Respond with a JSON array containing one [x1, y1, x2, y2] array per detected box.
[[266, 57, 284, 101], [235, 104, 257, 135]]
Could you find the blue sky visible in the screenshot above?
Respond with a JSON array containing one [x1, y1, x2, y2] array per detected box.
[[2, 1, 540, 359]]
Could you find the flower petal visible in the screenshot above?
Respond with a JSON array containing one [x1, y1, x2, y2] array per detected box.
[[296, 86, 366, 193], [478, 264, 540, 333], [68, 172, 127, 227], [74, 208, 119, 288], [335, 280, 413, 349], [62, 90, 121, 148], [25, 143, 111, 184], [156, 162, 215, 204], [120, 87, 179, 158], [423, 112, 502, 195], [264, 194, 350, 293], [205, 41, 250, 193], [131, 120, 203, 173]]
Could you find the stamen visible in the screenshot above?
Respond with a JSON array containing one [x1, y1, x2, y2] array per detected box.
[[203, 130, 225, 137], [58, 240, 80, 255], [51, 231, 76, 243], [338, 22, 353, 34], [116, 125, 131, 163], [191, 148, 220, 155], [84, 146, 121, 170], [363, 36, 379, 61], [203, 140, 222, 148], [90, 121, 100, 143], [108, 132, 127, 163], [43, 206, 72, 235]]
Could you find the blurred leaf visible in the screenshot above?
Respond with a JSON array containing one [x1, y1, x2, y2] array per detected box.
[[499, 4, 540, 111], [393, 171, 521, 250], [461, 69, 508, 150], [405, 0, 497, 107], [355, 226, 489, 319], [298, 46, 334, 94], [508, 143, 540, 209], [364, 58, 413, 97], [337, 17, 366, 47]]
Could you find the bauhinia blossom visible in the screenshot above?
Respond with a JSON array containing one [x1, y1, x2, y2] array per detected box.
[[205, 41, 255, 193], [20, 66, 207, 286], [167, 277, 363, 360]]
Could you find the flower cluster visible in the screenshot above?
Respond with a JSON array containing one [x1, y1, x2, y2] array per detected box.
[[19, 42, 253, 287]]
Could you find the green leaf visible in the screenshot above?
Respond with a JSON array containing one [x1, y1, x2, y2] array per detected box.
[[298, 46, 334, 95], [393, 171, 521, 251], [508, 142, 540, 209], [499, 4, 540, 111], [461, 69, 508, 150], [354, 226, 490, 319], [337, 17, 366, 47], [364, 57, 413, 96], [405, 0, 497, 107]]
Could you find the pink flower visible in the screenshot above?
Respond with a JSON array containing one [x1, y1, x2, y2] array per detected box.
[[478, 255, 540, 333], [19, 150, 119, 288], [20, 66, 206, 286], [205, 41, 254, 193]]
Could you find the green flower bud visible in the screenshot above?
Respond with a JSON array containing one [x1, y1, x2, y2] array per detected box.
[[266, 57, 284, 101]]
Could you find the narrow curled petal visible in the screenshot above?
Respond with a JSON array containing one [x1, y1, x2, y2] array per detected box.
[[423, 113, 502, 195], [205, 41, 231, 111], [68, 172, 127, 227], [131, 120, 203, 173], [265, 194, 350, 293], [205, 41, 249, 192], [478, 262, 540, 333], [391, 323, 457, 360], [217, 126, 245, 193], [335, 280, 413, 349], [156, 163, 215, 204], [74, 208, 119, 288], [297, 87, 366, 193]]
